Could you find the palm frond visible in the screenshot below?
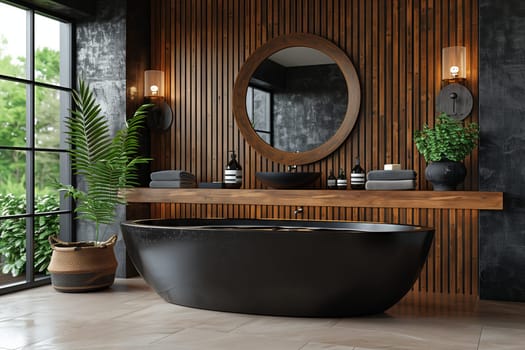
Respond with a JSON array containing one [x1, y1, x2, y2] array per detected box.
[[61, 79, 152, 241]]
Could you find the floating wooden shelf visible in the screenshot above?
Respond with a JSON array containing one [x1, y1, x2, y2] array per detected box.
[[126, 188, 503, 210]]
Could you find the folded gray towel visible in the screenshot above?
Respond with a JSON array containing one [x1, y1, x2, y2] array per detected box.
[[149, 180, 196, 188], [150, 170, 196, 181], [366, 170, 417, 181], [365, 180, 416, 190]]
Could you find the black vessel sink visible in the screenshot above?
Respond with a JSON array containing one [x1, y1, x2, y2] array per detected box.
[[256, 172, 321, 189]]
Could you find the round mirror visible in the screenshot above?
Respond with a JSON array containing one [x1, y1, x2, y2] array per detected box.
[[233, 33, 361, 165]]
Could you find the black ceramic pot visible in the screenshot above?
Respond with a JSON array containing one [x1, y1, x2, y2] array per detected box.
[[425, 159, 466, 191]]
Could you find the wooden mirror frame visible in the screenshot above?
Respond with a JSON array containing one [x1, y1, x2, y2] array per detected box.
[[233, 33, 361, 165]]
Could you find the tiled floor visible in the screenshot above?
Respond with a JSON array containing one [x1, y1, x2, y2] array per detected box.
[[1, 278, 524, 350]]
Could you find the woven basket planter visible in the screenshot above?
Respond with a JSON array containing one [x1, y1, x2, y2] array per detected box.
[[48, 235, 118, 293]]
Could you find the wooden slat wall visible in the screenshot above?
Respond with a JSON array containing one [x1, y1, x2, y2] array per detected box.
[[145, 0, 479, 295]]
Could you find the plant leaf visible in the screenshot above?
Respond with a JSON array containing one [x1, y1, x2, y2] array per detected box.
[[60, 80, 152, 241]]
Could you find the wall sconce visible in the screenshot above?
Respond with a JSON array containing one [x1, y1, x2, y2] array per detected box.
[[129, 86, 138, 101], [442, 46, 466, 81], [436, 46, 473, 120], [144, 70, 173, 130]]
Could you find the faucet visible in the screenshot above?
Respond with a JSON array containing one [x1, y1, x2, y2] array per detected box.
[[287, 165, 297, 172]]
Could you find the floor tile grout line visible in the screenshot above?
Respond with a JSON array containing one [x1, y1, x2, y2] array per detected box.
[[477, 326, 483, 350], [226, 317, 260, 333], [148, 328, 186, 345]]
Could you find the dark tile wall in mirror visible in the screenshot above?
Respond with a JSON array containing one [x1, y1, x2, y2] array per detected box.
[[273, 64, 348, 152]]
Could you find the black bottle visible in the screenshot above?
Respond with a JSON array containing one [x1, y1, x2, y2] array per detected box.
[[327, 170, 337, 189], [350, 158, 366, 189], [336, 168, 347, 190], [224, 151, 242, 189]]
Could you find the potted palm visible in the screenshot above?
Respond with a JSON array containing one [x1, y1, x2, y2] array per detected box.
[[48, 80, 151, 292], [414, 113, 479, 191]]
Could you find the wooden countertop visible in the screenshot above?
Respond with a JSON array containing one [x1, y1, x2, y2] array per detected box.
[[125, 188, 503, 210]]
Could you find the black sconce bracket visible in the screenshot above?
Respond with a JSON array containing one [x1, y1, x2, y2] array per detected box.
[[146, 99, 173, 131], [436, 83, 473, 120]]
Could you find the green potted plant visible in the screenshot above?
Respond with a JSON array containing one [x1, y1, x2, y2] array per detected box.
[[48, 80, 151, 292], [414, 112, 479, 191]]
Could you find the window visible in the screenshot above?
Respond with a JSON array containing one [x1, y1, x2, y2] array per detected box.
[[0, 1, 72, 293], [246, 86, 273, 145]]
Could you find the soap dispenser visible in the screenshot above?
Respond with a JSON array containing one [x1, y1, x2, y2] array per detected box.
[[336, 168, 347, 190], [327, 169, 337, 189], [350, 158, 366, 189], [224, 150, 242, 189]]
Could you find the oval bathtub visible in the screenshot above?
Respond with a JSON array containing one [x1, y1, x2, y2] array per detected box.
[[121, 218, 434, 317]]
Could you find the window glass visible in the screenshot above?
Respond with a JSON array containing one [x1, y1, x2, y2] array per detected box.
[[35, 151, 61, 212], [0, 2, 27, 79], [257, 132, 271, 144], [0, 80, 27, 148], [0, 218, 27, 283], [35, 86, 60, 149], [0, 149, 26, 201], [247, 86, 272, 144], [252, 88, 271, 131], [33, 214, 60, 276], [35, 14, 68, 86]]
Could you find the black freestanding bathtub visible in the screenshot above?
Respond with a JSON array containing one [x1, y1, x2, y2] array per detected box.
[[121, 218, 434, 317]]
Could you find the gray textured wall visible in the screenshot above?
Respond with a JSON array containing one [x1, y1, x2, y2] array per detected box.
[[273, 64, 348, 152], [479, 0, 525, 301], [75, 0, 131, 277]]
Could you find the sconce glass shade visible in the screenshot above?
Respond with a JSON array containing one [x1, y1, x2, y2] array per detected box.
[[442, 46, 466, 81], [144, 70, 165, 97]]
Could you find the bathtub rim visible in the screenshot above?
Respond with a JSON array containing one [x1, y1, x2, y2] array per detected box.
[[121, 217, 434, 234]]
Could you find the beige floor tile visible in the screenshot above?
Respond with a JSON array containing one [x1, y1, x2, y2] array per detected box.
[[300, 342, 355, 350], [1, 278, 524, 350], [334, 316, 483, 348], [25, 324, 182, 350], [0, 318, 72, 349], [234, 316, 338, 337], [478, 326, 525, 350], [113, 302, 256, 332], [315, 325, 477, 349], [154, 327, 307, 349], [235, 315, 480, 349]]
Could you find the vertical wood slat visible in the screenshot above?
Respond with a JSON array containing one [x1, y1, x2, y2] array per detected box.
[[144, 0, 479, 296]]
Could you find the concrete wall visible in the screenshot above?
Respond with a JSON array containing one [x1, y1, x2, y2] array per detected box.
[[75, 0, 132, 277], [479, 0, 525, 301]]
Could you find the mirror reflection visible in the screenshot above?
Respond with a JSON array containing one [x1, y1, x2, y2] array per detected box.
[[246, 47, 348, 153]]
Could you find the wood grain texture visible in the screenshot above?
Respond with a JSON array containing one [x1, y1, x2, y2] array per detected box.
[[142, 0, 481, 295], [127, 188, 502, 210]]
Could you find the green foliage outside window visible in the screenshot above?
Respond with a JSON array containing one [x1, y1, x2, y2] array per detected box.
[[0, 194, 59, 276], [0, 36, 61, 195], [0, 34, 63, 277]]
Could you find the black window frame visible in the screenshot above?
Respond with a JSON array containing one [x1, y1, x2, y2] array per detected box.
[[246, 85, 274, 146], [0, 0, 74, 294]]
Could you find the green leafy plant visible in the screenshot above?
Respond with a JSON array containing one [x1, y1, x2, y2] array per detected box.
[[414, 113, 479, 162], [60, 80, 151, 243], [0, 194, 59, 276]]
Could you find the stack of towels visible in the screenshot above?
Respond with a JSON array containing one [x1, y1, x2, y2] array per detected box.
[[149, 170, 196, 188], [365, 170, 417, 190]]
